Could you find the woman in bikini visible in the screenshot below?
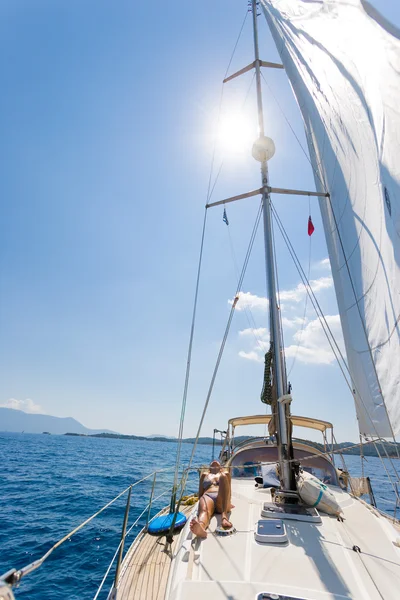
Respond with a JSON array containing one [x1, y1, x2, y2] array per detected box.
[[190, 459, 234, 539]]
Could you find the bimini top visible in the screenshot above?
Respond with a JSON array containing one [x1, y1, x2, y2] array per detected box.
[[228, 414, 333, 433]]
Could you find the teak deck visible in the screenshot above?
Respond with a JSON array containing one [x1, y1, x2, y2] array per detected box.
[[117, 504, 193, 600]]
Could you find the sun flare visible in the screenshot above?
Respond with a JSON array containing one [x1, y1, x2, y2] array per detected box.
[[217, 110, 256, 155]]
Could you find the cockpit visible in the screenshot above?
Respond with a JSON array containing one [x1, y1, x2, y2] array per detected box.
[[230, 444, 339, 485]]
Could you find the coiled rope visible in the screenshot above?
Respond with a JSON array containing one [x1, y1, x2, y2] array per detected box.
[[260, 342, 274, 405]]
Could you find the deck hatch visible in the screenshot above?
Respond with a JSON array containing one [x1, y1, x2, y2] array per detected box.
[[261, 502, 321, 523], [254, 519, 288, 544]]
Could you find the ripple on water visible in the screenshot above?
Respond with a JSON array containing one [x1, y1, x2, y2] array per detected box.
[[0, 434, 212, 599]]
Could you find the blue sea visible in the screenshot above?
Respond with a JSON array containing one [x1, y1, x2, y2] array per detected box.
[[0, 433, 398, 600]]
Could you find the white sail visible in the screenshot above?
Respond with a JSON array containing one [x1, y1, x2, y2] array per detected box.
[[262, 0, 400, 437]]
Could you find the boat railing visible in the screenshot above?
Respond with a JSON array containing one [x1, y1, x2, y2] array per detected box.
[[0, 466, 200, 600]]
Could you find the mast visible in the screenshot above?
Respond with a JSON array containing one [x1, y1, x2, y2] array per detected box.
[[251, 0, 294, 490]]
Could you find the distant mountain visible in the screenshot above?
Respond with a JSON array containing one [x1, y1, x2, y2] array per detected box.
[[0, 407, 116, 435]]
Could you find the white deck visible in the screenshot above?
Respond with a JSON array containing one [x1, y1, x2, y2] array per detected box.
[[166, 479, 400, 600]]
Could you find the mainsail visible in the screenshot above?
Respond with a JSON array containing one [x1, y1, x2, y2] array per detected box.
[[262, 0, 400, 437]]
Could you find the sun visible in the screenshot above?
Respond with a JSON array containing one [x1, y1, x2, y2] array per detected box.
[[217, 110, 256, 156]]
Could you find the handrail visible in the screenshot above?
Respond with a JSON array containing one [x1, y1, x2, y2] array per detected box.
[[113, 486, 132, 590], [95, 486, 177, 600], [0, 466, 195, 591], [100, 484, 182, 600], [1, 483, 134, 587]]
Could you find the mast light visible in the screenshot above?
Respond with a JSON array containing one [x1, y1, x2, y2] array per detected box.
[[252, 135, 275, 162]]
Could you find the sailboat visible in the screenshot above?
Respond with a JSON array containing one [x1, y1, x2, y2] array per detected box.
[[108, 1, 400, 598], [1, 0, 400, 599]]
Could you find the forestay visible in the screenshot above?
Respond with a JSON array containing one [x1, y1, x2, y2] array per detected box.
[[262, 0, 400, 437]]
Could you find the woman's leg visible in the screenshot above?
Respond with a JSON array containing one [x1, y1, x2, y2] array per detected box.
[[215, 473, 233, 529], [190, 494, 214, 538]]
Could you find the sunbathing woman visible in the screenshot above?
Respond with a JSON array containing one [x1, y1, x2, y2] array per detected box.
[[190, 459, 234, 539]]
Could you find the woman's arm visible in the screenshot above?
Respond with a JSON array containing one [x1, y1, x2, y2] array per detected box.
[[198, 472, 206, 498]]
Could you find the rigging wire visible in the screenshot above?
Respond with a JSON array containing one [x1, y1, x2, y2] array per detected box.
[[168, 202, 264, 530], [270, 192, 288, 387], [339, 520, 386, 600], [172, 9, 253, 507], [370, 439, 400, 504], [325, 189, 397, 443], [271, 202, 400, 486], [260, 71, 327, 192], [206, 9, 249, 203], [287, 201, 312, 377], [208, 72, 256, 203], [188, 200, 263, 464], [225, 215, 267, 353], [224, 10, 249, 81], [170, 209, 208, 510], [271, 202, 352, 387]]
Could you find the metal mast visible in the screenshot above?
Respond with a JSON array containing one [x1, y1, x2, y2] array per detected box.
[[251, 0, 293, 490]]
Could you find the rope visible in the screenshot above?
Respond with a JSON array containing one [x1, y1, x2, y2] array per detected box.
[[339, 519, 386, 599], [260, 343, 274, 404]]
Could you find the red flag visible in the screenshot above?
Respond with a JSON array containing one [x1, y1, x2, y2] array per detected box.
[[308, 215, 315, 236]]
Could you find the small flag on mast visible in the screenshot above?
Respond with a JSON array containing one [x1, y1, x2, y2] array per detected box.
[[223, 207, 229, 226], [308, 215, 315, 236]]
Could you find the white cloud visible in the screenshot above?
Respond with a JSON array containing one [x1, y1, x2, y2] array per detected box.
[[238, 350, 263, 363], [234, 276, 339, 366], [317, 258, 331, 270], [237, 314, 344, 367], [230, 292, 268, 312], [230, 276, 333, 313], [285, 315, 344, 365], [279, 276, 333, 303], [281, 316, 306, 329], [239, 327, 268, 338], [0, 398, 45, 414]]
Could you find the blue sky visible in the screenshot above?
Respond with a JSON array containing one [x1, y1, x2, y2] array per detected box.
[[1, 0, 399, 442]]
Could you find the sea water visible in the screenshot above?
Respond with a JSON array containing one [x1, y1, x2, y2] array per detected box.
[[0, 432, 398, 600]]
